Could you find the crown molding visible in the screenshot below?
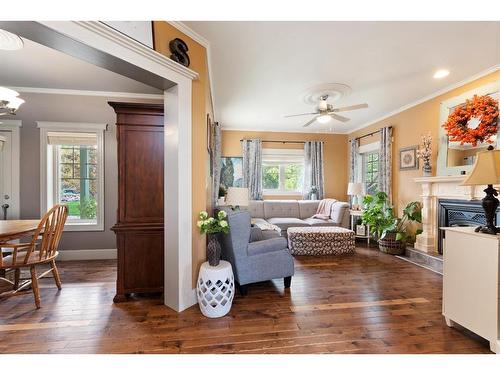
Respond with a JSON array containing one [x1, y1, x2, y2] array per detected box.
[[9, 86, 164, 100], [167, 21, 216, 119], [74, 21, 199, 81], [347, 64, 500, 135], [220, 126, 348, 135]]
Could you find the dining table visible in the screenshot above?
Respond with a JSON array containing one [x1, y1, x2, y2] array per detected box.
[[0, 220, 40, 244]]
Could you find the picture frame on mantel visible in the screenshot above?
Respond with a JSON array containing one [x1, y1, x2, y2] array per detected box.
[[436, 81, 499, 176]]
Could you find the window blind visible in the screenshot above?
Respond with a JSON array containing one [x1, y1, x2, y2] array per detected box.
[[47, 132, 97, 146]]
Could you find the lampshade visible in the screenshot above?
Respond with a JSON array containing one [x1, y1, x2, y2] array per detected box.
[[461, 149, 500, 186], [347, 182, 364, 195], [225, 187, 249, 207]]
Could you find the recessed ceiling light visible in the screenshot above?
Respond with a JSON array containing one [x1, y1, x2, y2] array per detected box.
[[433, 69, 450, 79], [0, 29, 24, 50]]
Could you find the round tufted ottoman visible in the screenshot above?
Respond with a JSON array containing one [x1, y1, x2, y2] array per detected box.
[[287, 226, 355, 256]]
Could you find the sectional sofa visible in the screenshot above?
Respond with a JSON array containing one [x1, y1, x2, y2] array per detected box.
[[247, 199, 350, 237]]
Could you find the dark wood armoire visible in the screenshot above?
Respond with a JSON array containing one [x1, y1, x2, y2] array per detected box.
[[109, 102, 164, 303]]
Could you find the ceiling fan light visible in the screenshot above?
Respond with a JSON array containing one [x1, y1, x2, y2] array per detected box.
[[0, 86, 20, 101], [0, 29, 24, 51], [317, 115, 331, 124], [8, 97, 25, 110]]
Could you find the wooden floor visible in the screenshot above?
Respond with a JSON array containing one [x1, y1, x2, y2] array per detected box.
[[0, 245, 492, 354]]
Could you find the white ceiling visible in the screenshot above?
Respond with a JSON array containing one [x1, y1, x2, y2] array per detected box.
[[0, 38, 162, 94], [185, 21, 500, 134]]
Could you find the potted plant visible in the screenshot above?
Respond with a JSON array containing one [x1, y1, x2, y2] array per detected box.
[[197, 210, 230, 266], [362, 192, 422, 255]]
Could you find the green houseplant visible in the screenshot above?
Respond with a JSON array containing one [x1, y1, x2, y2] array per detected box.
[[362, 192, 423, 255], [197, 210, 230, 266]]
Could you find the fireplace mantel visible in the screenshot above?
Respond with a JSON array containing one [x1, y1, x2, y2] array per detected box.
[[414, 175, 488, 254]]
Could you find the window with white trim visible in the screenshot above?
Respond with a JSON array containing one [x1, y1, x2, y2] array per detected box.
[[38, 122, 106, 231], [358, 141, 381, 196], [262, 148, 304, 194]]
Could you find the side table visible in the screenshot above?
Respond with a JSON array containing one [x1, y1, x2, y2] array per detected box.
[[350, 209, 371, 246], [197, 260, 235, 318]]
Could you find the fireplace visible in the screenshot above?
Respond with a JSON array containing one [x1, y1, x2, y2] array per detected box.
[[437, 199, 500, 254]]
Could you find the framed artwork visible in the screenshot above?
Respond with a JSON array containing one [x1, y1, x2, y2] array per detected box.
[[399, 146, 419, 171], [220, 157, 243, 188], [356, 225, 367, 236]]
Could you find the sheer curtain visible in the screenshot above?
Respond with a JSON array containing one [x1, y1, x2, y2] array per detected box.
[[379, 126, 393, 202], [211, 122, 222, 208], [242, 139, 263, 200], [303, 141, 325, 200]]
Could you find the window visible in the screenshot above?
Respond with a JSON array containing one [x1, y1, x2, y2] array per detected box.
[[38, 122, 106, 231], [262, 149, 304, 194], [363, 151, 380, 195]]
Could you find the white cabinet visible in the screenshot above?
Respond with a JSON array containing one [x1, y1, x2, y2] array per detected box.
[[442, 227, 500, 353]]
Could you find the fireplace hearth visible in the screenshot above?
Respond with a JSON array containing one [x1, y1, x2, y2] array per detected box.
[[437, 199, 500, 254]]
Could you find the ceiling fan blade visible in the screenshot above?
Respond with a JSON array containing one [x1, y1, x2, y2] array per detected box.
[[284, 112, 319, 118], [331, 103, 368, 112], [329, 113, 350, 123], [302, 116, 319, 128]]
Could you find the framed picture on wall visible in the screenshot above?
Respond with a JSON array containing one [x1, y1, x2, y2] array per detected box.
[[220, 157, 243, 188], [399, 146, 419, 171]]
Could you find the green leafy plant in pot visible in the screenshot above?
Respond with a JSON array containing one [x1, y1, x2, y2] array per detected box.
[[362, 192, 422, 255], [197, 210, 230, 266]]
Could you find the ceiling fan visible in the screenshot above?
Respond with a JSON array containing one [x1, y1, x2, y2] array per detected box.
[[285, 95, 368, 128]]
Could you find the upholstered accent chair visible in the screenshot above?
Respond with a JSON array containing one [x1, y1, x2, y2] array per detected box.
[[220, 209, 294, 295]]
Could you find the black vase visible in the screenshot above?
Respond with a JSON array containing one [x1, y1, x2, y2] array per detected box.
[[207, 234, 222, 267]]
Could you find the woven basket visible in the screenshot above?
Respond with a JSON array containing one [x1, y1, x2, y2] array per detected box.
[[378, 232, 406, 255]]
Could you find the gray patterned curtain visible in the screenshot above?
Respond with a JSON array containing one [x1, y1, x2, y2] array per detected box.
[[211, 122, 222, 208], [303, 141, 325, 200], [379, 126, 393, 202], [242, 139, 263, 200], [349, 138, 360, 206]]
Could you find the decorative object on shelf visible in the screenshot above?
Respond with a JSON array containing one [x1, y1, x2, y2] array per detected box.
[[399, 145, 419, 171], [197, 260, 235, 318], [225, 187, 249, 210], [217, 186, 227, 206], [168, 37, 190, 67], [362, 192, 422, 255], [347, 182, 364, 210], [416, 132, 433, 176], [309, 185, 318, 200], [220, 157, 243, 188], [442, 94, 498, 147], [197, 210, 230, 266], [356, 224, 367, 236], [460, 146, 500, 235], [0, 87, 25, 116]]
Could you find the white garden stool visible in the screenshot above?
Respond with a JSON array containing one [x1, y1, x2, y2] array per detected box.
[[197, 260, 235, 318]]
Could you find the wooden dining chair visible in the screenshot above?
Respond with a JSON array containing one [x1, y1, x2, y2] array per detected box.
[[0, 205, 68, 309]]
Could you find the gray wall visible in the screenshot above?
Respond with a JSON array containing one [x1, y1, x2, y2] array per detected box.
[[12, 92, 162, 250]]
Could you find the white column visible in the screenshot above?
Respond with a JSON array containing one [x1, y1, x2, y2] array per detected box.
[[415, 181, 437, 253]]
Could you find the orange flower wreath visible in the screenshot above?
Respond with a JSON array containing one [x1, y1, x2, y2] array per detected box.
[[442, 94, 499, 147]]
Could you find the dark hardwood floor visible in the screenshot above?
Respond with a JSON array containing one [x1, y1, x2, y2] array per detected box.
[[0, 245, 492, 354]]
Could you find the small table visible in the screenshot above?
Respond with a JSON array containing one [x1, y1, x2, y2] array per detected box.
[[287, 226, 355, 256], [350, 210, 371, 246], [197, 260, 235, 318]]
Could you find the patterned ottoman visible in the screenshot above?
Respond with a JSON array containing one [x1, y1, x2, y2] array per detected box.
[[287, 226, 355, 256]]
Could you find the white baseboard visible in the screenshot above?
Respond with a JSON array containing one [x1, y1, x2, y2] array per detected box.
[[58, 248, 117, 261]]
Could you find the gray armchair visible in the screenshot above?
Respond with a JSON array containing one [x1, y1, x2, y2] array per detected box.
[[220, 210, 294, 295]]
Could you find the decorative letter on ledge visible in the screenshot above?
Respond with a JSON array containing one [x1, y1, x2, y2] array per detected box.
[[169, 38, 190, 67]]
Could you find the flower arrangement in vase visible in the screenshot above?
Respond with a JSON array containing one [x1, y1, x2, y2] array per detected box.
[[197, 210, 230, 266], [416, 132, 432, 176]]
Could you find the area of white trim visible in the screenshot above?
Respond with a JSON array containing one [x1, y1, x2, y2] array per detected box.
[[9, 86, 164, 100], [359, 141, 381, 154], [221, 126, 345, 135], [348, 64, 500, 135], [168, 21, 216, 118], [37, 121, 106, 232], [38, 20, 196, 312], [58, 248, 117, 261], [0, 120, 22, 219]]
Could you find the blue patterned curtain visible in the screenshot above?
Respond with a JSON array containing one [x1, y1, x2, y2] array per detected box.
[[211, 122, 222, 208], [303, 141, 325, 200], [349, 138, 360, 206], [242, 139, 263, 200], [379, 126, 393, 202]]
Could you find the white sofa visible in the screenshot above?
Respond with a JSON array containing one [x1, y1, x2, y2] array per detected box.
[[248, 199, 350, 237]]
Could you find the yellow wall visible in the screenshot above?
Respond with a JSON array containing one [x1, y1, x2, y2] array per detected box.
[[152, 22, 212, 287], [348, 70, 500, 214], [222, 130, 349, 201]]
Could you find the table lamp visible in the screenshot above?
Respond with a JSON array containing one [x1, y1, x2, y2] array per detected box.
[[461, 146, 500, 235], [347, 182, 364, 210], [225, 187, 249, 210]]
